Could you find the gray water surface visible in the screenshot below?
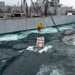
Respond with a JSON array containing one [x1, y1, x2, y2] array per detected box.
[[0, 23, 75, 75]]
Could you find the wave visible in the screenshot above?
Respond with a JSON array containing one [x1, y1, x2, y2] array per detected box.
[[36, 64, 64, 75], [0, 23, 74, 41]]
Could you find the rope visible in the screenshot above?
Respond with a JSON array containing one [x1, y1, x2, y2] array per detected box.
[[51, 14, 61, 34], [26, 18, 28, 30], [4, 20, 8, 33]]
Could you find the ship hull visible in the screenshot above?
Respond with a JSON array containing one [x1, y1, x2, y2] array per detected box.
[[0, 15, 75, 34]]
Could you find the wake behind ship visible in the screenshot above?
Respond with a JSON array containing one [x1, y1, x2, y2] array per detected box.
[[0, 0, 75, 34]]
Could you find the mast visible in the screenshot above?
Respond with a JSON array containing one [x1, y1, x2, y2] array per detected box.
[[21, 0, 23, 12], [54, 0, 57, 15], [44, 0, 48, 16], [42, 0, 49, 16], [23, 0, 26, 14], [31, 0, 38, 15], [26, 2, 28, 17]]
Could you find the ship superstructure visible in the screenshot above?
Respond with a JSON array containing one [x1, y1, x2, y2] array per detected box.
[[0, 0, 75, 34], [21, 0, 68, 17]]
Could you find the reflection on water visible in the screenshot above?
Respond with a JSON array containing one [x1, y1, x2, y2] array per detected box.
[[0, 23, 75, 75]]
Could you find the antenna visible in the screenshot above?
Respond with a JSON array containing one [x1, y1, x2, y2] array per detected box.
[[21, 0, 23, 12], [17, 1, 19, 6], [26, 2, 28, 17]]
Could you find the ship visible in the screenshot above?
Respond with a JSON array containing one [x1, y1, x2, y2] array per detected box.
[[0, 0, 75, 34]]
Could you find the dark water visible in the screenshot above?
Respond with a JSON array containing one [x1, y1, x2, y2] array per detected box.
[[0, 23, 75, 75]]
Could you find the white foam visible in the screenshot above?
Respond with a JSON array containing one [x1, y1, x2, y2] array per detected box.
[[59, 26, 73, 31], [26, 46, 34, 51], [18, 50, 24, 53], [62, 35, 75, 45], [2, 60, 7, 63], [0, 34, 18, 41], [41, 25, 73, 34], [38, 45, 53, 53], [41, 27, 57, 34], [0, 30, 38, 41], [26, 45, 53, 53], [36, 65, 64, 75], [0, 25, 74, 41]]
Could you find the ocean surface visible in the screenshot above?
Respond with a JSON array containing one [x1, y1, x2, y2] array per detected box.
[[0, 23, 75, 75]]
